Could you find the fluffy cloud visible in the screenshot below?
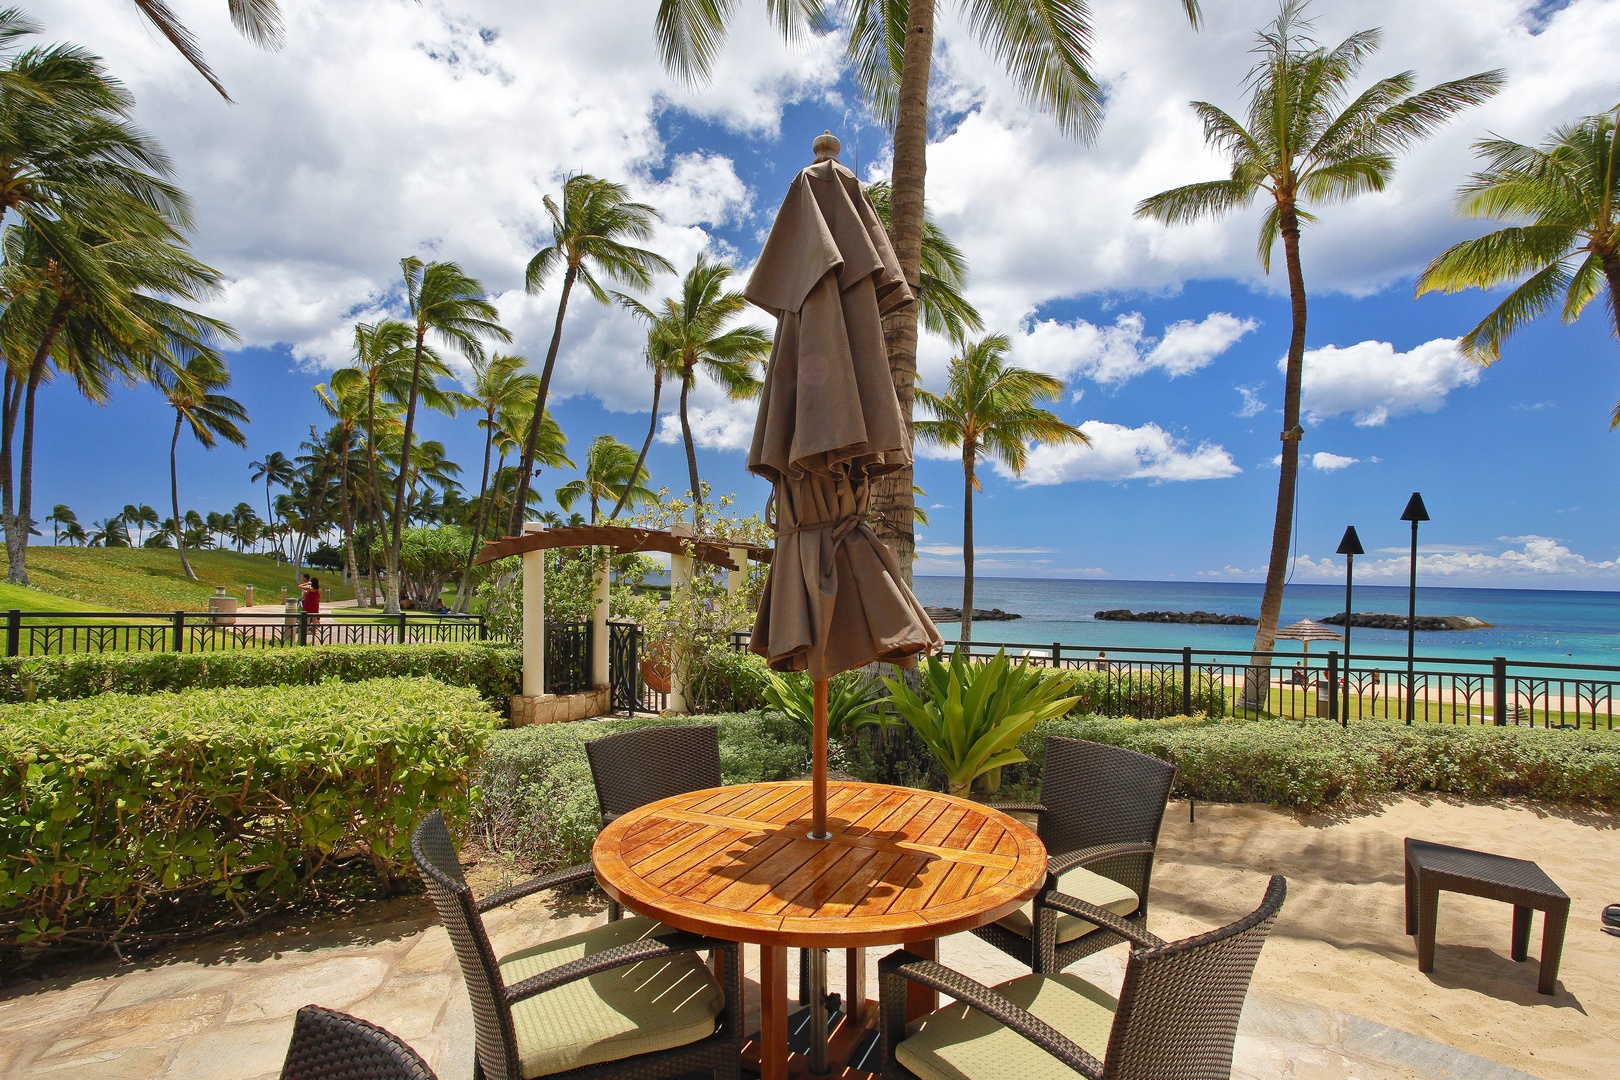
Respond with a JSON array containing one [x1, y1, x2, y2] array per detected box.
[[1204, 536, 1620, 583], [1298, 339, 1482, 426], [1311, 452, 1359, 471], [1008, 421, 1240, 484], [1009, 312, 1256, 386], [656, 398, 757, 453]]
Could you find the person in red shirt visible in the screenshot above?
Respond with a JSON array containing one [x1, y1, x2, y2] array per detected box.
[[299, 575, 321, 631]]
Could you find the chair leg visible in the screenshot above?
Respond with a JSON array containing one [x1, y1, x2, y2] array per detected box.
[[1404, 860, 1417, 936], [1511, 904, 1532, 962], [1416, 881, 1440, 974]]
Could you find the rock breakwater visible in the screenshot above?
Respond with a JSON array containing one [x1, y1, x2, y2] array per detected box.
[[1093, 609, 1258, 626], [1320, 613, 1492, 631]]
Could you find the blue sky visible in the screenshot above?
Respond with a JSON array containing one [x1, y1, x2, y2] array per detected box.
[[27, 0, 1620, 588]]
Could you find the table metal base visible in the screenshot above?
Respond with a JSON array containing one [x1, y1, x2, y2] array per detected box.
[[743, 1002, 882, 1080]]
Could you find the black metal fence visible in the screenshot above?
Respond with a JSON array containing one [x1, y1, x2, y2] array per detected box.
[[3, 608, 489, 657], [729, 631, 1619, 731], [544, 621, 590, 695]]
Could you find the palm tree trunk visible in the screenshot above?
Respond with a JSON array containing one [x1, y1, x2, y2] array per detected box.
[[1, 374, 16, 568], [511, 264, 579, 535], [611, 368, 662, 520], [867, 0, 937, 587], [363, 385, 387, 606], [960, 450, 975, 644], [7, 300, 69, 585], [1602, 251, 1620, 341], [338, 432, 360, 606], [170, 412, 197, 581], [1246, 201, 1308, 707], [454, 415, 497, 612], [678, 369, 701, 528], [386, 330, 430, 614]]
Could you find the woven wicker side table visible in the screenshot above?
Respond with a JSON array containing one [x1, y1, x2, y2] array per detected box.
[[1404, 837, 1570, 995]]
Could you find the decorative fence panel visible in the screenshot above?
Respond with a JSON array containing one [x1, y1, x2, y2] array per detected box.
[[5, 609, 490, 658]]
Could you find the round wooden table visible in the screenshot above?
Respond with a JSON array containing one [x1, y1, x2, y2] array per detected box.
[[592, 780, 1047, 1080]]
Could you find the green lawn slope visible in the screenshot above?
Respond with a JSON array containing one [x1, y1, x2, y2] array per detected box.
[[18, 548, 355, 612]]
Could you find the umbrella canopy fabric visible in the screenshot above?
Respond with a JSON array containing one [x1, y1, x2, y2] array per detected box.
[[1276, 619, 1345, 643], [744, 156, 941, 680]]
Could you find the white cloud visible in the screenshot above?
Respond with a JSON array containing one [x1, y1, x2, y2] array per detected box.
[[1311, 452, 1359, 471], [1235, 384, 1267, 418], [1203, 536, 1620, 583], [656, 400, 756, 453], [915, 544, 1056, 557], [1298, 339, 1482, 426], [1007, 311, 1255, 386], [1009, 421, 1240, 484]]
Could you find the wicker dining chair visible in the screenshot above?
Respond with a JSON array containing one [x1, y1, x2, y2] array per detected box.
[[879, 875, 1287, 1080], [586, 723, 723, 921], [280, 1005, 438, 1080], [411, 811, 743, 1080], [975, 737, 1176, 973]]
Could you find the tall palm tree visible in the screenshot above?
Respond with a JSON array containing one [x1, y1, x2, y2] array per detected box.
[[148, 349, 249, 580], [62, 518, 86, 546], [88, 516, 129, 547], [46, 503, 75, 545], [615, 254, 769, 526], [314, 381, 370, 595], [126, 0, 283, 102], [509, 175, 672, 534], [914, 334, 1084, 642], [389, 258, 505, 613], [654, 0, 1201, 580], [121, 503, 157, 546], [556, 434, 656, 523], [449, 352, 539, 609], [1134, 1, 1501, 684], [1416, 104, 1620, 424], [248, 449, 294, 561]]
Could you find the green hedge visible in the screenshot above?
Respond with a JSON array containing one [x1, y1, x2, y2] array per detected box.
[[1, 677, 498, 949], [0, 642, 521, 705], [476, 712, 809, 872], [1009, 715, 1620, 807], [1066, 670, 1228, 719]]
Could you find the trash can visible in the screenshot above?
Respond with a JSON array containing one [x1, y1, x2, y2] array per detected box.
[[244, 584, 254, 607], [209, 585, 237, 626], [1315, 682, 1331, 718]]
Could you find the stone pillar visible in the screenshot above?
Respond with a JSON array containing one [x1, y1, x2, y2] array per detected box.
[[521, 522, 545, 698], [590, 552, 610, 689], [667, 522, 695, 714], [727, 546, 748, 600]]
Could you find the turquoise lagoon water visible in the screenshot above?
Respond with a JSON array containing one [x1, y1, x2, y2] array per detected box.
[[911, 577, 1620, 670]]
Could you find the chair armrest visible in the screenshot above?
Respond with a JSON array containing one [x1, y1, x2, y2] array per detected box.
[[1042, 892, 1166, 950], [987, 803, 1045, 817], [476, 862, 597, 914], [505, 931, 731, 1005], [1046, 841, 1155, 878], [878, 950, 1103, 1079]]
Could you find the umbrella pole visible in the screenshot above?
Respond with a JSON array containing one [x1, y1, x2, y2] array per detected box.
[[811, 677, 830, 840]]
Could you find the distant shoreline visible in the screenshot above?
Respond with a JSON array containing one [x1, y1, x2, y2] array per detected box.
[[913, 575, 1620, 597]]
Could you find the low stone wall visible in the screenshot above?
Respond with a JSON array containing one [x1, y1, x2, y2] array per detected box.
[[509, 687, 611, 726]]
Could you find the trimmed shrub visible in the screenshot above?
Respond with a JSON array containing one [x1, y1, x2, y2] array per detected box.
[[685, 648, 773, 714], [475, 712, 808, 872], [1008, 715, 1620, 807], [1066, 669, 1228, 719], [0, 642, 521, 705], [1, 677, 498, 950]]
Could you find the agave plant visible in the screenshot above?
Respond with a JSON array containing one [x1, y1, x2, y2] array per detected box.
[[884, 650, 1082, 797], [762, 670, 890, 748]]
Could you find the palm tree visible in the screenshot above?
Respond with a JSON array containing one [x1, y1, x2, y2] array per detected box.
[[509, 175, 672, 534], [615, 254, 769, 526], [450, 352, 539, 609], [914, 334, 1085, 642], [557, 435, 656, 523], [148, 349, 249, 580], [249, 450, 295, 560], [1416, 104, 1620, 425], [1134, 1, 1501, 684], [62, 518, 87, 546], [314, 380, 371, 594], [46, 503, 75, 545], [653, 0, 1202, 580], [864, 180, 984, 344], [88, 516, 129, 547], [126, 0, 283, 102], [121, 503, 158, 546], [388, 258, 505, 614]]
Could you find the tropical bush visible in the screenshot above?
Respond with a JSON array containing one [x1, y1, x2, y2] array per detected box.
[[371, 525, 471, 609], [0, 677, 498, 951], [0, 642, 521, 705], [687, 647, 773, 713], [475, 712, 808, 871], [763, 669, 890, 748], [885, 651, 1083, 796], [1004, 715, 1620, 807]]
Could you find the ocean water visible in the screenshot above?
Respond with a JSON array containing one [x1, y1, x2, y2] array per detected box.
[[910, 577, 1620, 670]]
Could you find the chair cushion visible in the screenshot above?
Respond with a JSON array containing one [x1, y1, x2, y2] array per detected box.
[[897, 973, 1118, 1080], [994, 865, 1139, 945], [498, 916, 724, 1078]]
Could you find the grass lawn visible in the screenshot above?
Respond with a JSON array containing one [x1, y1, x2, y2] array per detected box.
[[19, 548, 355, 612]]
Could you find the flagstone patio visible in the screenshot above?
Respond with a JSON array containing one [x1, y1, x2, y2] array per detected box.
[[2, 797, 1612, 1079]]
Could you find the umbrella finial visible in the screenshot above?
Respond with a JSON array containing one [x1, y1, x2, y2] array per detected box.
[[812, 130, 840, 162]]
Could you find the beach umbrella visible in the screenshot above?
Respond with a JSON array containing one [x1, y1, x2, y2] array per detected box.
[[744, 131, 942, 839], [1276, 618, 1344, 656]]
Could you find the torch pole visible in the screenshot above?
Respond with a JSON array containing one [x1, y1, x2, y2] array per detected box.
[[1406, 520, 1419, 724]]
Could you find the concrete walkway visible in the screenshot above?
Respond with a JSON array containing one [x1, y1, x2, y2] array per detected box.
[[0, 891, 1537, 1080]]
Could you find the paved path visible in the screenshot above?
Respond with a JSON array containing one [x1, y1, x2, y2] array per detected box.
[[0, 823, 1547, 1079]]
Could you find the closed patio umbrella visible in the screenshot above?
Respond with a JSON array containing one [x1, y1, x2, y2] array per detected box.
[[745, 131, 942, 839]]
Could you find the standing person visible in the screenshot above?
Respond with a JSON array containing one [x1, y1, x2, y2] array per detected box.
[[300, 575, 321, 635]]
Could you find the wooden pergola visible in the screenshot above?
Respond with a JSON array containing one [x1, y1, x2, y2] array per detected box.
[[480, 523, 772, 713]]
